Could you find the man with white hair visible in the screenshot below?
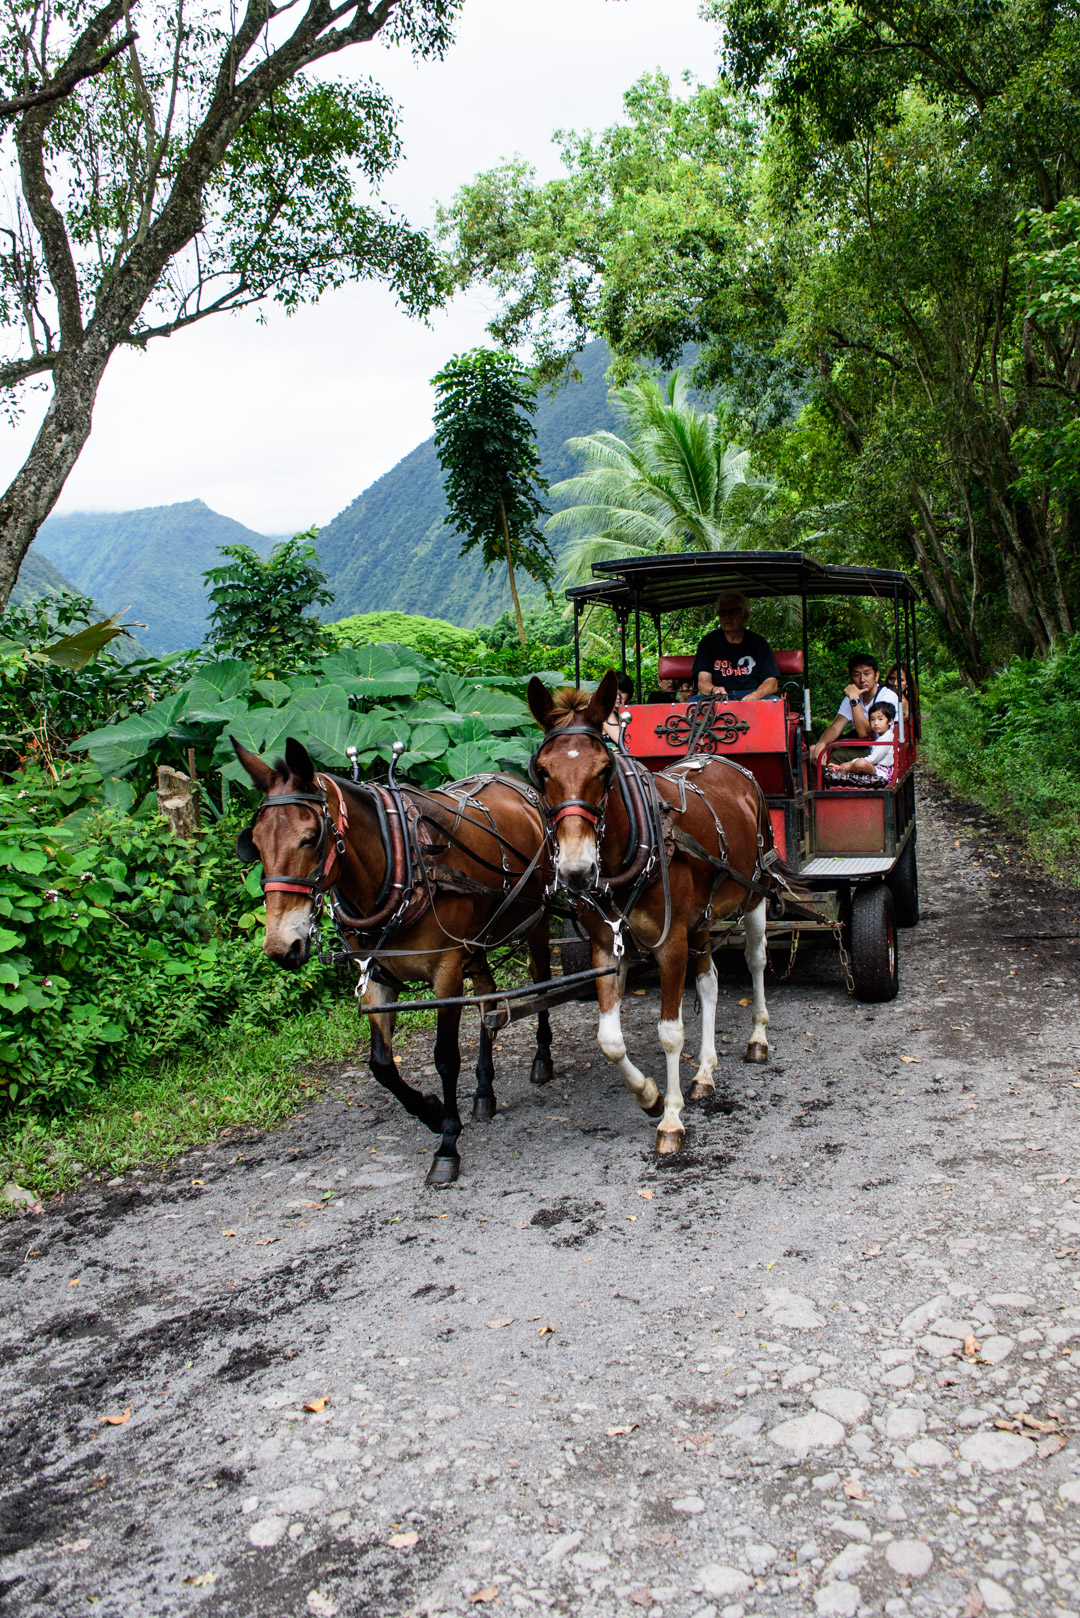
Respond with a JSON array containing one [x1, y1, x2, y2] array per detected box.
[[691, 591, 779, 702]]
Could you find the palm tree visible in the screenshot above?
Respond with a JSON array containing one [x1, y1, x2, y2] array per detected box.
[[547, 370, 773, 585]]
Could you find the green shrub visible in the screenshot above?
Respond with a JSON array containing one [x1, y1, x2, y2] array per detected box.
[[923, 635, 1080, 877], [0, 767, 333, 1116], [327, 610, 485, 670]]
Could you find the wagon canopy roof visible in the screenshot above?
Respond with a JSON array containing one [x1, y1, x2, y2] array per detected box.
[[565, 551, 917, 612]]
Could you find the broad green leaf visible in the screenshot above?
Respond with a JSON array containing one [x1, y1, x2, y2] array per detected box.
[[434, 673, 530, 731], [251, 679, 292, 707], [43, 612, 130, 671], [180, 695, 250, 726], [407, 723, 451, 754], [73, 694, 187, 776], [182, 660, 252, 701], [458, 716, 496, 744], [446, 742, 502, 778], [285, 685, 349, 713], [0, 927, 20, 954]]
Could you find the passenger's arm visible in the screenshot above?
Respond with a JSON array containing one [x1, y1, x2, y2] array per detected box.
[[809, 715, 846, 764], [743, 676, 779, 702], [849, 689, 873, 737]]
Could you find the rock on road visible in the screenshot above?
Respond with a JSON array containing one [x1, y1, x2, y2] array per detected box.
[[3, 776, 1080, 1618]]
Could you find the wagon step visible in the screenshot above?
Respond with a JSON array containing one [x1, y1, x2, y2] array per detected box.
[[357, 966, 616, 1030]]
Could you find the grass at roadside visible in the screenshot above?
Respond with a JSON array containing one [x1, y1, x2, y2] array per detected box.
[[0, 993, 436, 1204]]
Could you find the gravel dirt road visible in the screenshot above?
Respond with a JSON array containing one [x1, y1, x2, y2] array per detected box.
[[4, 774, 1080, 1618]]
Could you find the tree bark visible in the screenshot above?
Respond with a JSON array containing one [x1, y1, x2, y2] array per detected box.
[[499, 498, 527, 648]]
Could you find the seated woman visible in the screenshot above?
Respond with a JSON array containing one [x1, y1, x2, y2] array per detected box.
[[691, 591, 779, 702], [602, 672, 635, 742], [824, 701, 896, 787], [884, 662, 916, 724]]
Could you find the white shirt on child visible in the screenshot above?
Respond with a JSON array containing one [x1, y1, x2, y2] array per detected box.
[[865, 726, 895, 781]]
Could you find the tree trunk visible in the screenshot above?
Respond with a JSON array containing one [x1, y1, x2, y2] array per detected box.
[[0, 349, 104, 605], [499, 498, 527, 648]]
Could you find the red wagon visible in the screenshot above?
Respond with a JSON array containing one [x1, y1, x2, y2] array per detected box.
[[565, 552, 920, 1001]]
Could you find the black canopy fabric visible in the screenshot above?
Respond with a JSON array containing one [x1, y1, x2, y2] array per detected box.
[[564, 551, 916, 612]]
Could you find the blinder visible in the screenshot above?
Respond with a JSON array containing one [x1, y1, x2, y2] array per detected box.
[[236, 824, 258, 864]]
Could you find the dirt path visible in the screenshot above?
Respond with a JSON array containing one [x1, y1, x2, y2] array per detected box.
[[3, 775, 1080, 1618]]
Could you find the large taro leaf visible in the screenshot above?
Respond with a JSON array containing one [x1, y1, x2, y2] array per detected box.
[[407, 698, 467, 730], [319, 646, 421, 700], [446, 740, 505, 779], [215, 709, 294, 781], [251, 679, 292, 707], [73, 694, 188, 777], [407, 723, 452, 756], [180, 694, 251, 727], [182, 659, 252, 703], [434, 673, 529, 731], [283, 684, 349, 713]]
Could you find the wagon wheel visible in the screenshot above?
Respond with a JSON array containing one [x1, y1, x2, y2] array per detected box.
[[888, 835, 919, 928], [848, 883, 899, 1002]]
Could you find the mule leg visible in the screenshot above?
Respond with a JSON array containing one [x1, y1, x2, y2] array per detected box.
[[473, 1024, 497, 1122], [687, 940, 719, 1103], [743, 900, 770, 1063], [427, 1001, 465, 1188], [595, 952, 661, 1116], [528, 923, 555, 1087], [365, 979, 443, 1136], [655, 931, 689, 1154]]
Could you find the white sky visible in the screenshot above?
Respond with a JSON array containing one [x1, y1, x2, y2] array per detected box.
[[3, 0, 719, 535]]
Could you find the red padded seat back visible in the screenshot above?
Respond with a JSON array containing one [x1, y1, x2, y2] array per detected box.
[[656, 650, 804, 681], [775, 649, 804, 676]]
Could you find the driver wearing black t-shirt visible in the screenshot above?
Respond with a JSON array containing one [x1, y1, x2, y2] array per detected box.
[[691, 591, 779, 702]]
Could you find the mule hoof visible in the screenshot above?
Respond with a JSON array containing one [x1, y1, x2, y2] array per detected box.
[[529, 1053, 555, 1087], [472, 1093, 496, 1122], [688, 1079, 715, 1104], [744, 1042, 769, 1065], [655, 1126, 684, 1155], [426, 1155, 460, 1188], [643, 1093, 665, 1118]]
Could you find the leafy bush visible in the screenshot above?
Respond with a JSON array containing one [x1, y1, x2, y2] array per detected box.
[[0, 766, 333, 1116], [327, 610, 485, 670], [923, 635, 1080, 876], [202, 533, 333, 677], [482, 601, 573, 651]]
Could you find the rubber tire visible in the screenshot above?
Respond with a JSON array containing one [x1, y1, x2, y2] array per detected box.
[[849, 882, 899, 1002], [888, 836, 919, 928]]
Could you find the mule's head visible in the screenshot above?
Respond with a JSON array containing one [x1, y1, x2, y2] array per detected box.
[[232, 735, 324, 968], [527, 670, 619, 892]]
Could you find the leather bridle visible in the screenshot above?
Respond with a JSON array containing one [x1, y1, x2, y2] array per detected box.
[[236, 773, 350, 904], [529, 724, 616, 828]]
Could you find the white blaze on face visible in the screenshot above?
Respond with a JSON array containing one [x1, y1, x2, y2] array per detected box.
[[263, 897, 311, 958]]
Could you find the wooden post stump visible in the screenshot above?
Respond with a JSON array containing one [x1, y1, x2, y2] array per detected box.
[[156, 765, 198, 840]]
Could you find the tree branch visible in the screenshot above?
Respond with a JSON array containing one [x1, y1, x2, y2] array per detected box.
[[0, 28, 135, 117]]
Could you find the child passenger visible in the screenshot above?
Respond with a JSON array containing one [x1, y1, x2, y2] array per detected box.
[[825, 701, 896, 784]]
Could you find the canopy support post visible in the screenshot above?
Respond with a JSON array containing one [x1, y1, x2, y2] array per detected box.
[[634, 600, 642, 703], [573, 599, 581, 689], [893, 583, 905, 743], [800, 579, 811, 731]]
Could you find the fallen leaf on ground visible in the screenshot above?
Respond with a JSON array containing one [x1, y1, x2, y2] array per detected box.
[[486, 1319, 514, 1330], [1018, 1413, 1061, 1433], [469, 1587, 499, 1604], [388, 1531, 418, 1548], [637, 1188, 653, 1200], [1039, 1434, 1067, 1458], [626, 1214, 637, 1222], [1058, 1248, 1078, 1258], [514, 1223, 530, 1230], [843, 1480, 866, 1501], [606, 1424, 638, 1437], [546, 1115, 568, 1122], [221, 1229, 237, 1238], [900, 1055, 922, 1063], [537, 1325, 555, 1336], [182, 1572, 217, 1587], [255, 1237, 278, 1246], [190, 1179, 204, 1186], [963, 1334, 980, 1357], [962, 1591, 985, 1618], [68, 1278, 80, 1287], [303, 1397, 329, 1413], [629, 1592, 652, 1609], [99, 1408, 131, 1426], [633, 989, 646, 996], [860, 1244, 883, 1259], [737, 997, 750, 1007]]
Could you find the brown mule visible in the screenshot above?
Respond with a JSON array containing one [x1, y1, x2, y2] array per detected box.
[[233, 737, 556, 1186], [526, 672, 776, 1155]]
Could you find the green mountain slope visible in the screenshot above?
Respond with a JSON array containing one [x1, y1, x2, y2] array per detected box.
[[315, 341, 621, 626], [10, 549, 81, 608], [31, 500, 276, 655]]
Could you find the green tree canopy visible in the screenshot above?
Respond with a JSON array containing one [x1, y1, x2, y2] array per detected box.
[[431, 348, 553, 647], [202, 533, 333, 678], [0, 0, 461, 608], [548, 369, 772, 583]]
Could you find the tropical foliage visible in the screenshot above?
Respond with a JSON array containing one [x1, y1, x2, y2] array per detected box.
[[548, 370, 772, 583], [202, 533, 334, 678], [327, 610, 486, 670], [432, 348, 554, 646]]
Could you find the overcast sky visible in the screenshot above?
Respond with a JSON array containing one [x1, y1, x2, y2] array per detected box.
[[3, 0, 719, 535]]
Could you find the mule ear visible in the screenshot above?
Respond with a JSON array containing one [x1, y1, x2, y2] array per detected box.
[[584, 669, 619, 732], [284, 736, 315, 783], [231, 736, 275, 792], [236, 825, 259, 864], [527, 676, 554, 730]]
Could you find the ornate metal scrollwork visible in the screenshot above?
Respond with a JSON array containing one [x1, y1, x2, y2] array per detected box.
[[654, 700, 751, 753]]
